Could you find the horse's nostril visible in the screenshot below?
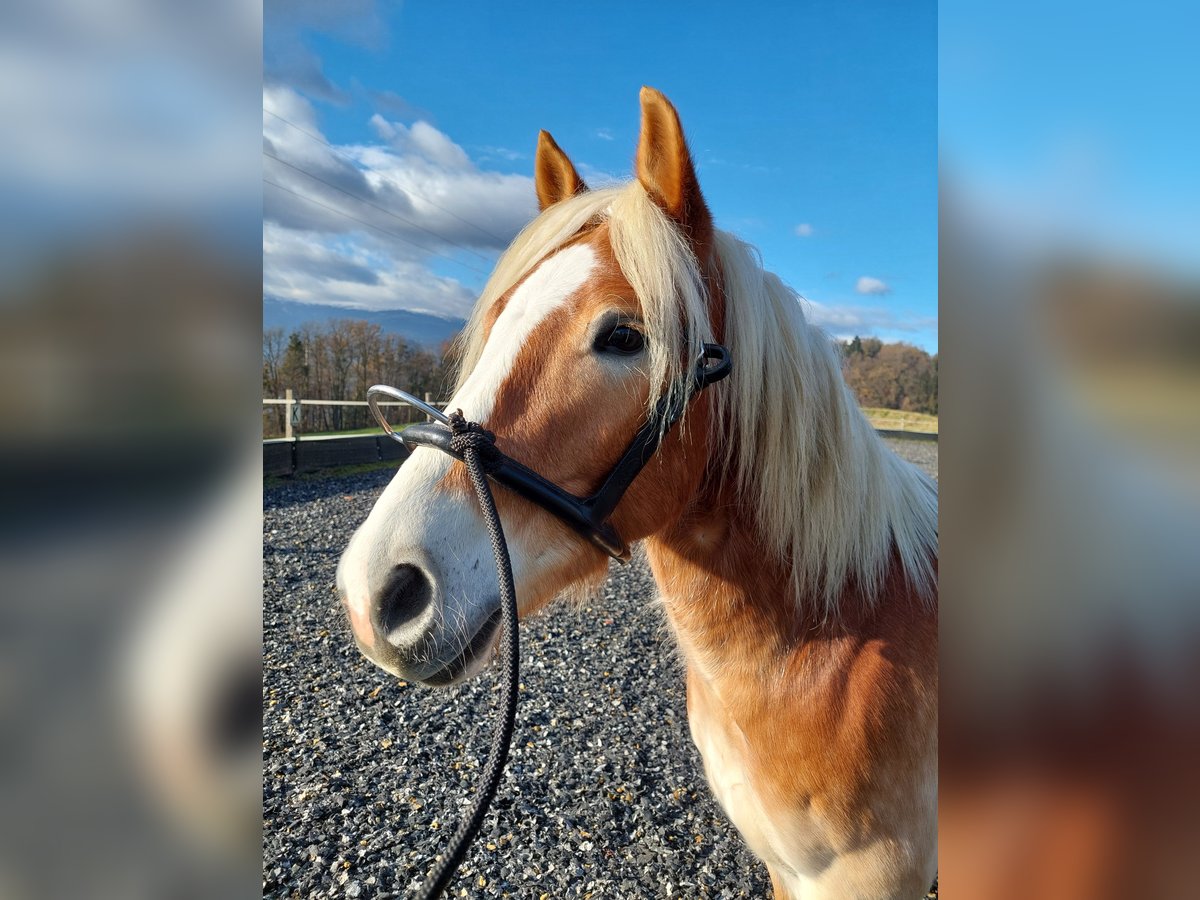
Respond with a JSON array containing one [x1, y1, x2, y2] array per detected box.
[[374, 563, 435, 643]]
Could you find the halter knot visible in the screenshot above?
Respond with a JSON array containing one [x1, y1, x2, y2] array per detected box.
[[447, 410, 501, 470]]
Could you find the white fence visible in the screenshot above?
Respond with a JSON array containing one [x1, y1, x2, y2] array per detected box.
[[262, 390, 936, 475], [263, 390, 937, 442], [263, 389, 447, 440]]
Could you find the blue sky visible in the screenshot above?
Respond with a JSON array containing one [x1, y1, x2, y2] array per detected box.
[[264, 1, 937, 351]]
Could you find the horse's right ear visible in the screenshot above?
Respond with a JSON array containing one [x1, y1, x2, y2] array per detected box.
[[634, 86, 712, 247], [535, 130, 587, 211]]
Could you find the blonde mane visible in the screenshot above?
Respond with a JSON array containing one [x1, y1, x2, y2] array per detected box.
[[454, 182, 937, 616]]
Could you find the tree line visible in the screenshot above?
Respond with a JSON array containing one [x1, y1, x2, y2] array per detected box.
[[263, 320, 455, 437], [263, 321, 938, 437], [840, 336, 938, 416]]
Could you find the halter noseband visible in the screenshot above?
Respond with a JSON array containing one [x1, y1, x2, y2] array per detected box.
[[367, 343, 732, 562]]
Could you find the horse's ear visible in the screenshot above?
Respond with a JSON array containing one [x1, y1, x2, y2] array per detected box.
[[635, 86, 712, 242], [535, 130, 587, 211]]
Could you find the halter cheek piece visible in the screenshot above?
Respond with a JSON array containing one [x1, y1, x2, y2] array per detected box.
[[367, 343, 732, 562]]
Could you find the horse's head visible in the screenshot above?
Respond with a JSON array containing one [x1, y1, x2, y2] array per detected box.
[[337, 88, 722, 685]]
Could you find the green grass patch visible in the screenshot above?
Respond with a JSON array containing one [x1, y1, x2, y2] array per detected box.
[[262, 423, 416, 440], [862, 407, 939, 434], [307, 426, 382, 437]]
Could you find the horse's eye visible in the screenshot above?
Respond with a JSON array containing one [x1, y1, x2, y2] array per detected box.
[[596, 324, 645, 355]]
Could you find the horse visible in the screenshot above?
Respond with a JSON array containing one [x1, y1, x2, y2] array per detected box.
[[337, 87, 938, 899]]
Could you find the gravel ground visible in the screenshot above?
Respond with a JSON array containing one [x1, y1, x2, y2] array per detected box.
[[264, 439, 938, 899]]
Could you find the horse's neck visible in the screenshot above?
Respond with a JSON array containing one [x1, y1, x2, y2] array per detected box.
[[643, 481, 928, 698], [643, 486, 795, 683]]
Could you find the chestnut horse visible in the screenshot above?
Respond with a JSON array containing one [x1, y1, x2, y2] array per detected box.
[[337, 88, 937, 899]]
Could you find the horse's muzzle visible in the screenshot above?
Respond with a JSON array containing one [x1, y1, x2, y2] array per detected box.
[[338, 554, 501, 686]]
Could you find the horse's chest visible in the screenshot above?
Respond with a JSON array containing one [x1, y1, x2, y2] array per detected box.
[[688, 694, 775, 848], [685, 670, 828, 881]]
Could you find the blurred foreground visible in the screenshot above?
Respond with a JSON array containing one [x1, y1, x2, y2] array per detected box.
[[0, 2, 261, 898], [940, 1, 1200, 895]]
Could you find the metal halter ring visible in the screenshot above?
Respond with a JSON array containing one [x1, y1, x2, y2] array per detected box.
[[367, 385, 451, 437]]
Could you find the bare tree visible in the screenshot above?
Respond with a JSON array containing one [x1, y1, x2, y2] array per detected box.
[[263, 327, 286, 434], [262, 319, 460, 437]]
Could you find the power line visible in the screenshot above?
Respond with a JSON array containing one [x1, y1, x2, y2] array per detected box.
[[264, 178, 493, 278], [262, 106, 510, 246], [263, 148, 495, 265]]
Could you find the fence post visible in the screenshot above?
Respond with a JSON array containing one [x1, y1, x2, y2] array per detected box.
[[424, 392, 433, 423], [285, 389, 294, 441]]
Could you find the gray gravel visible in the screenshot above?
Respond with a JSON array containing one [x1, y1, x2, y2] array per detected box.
[[264, 438, 937, 899]]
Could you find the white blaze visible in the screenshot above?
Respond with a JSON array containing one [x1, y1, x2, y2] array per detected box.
[[449, 243, 596, 420], [338, 242, 598, 666]]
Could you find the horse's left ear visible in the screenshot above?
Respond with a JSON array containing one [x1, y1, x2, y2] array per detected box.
[[635, 86, 712, 244], [535, 130, 588, 211]]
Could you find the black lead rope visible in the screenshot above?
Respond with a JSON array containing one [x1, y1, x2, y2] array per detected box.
[[414, 412, 519, 900]]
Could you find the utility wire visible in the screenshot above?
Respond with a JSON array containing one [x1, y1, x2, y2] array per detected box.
[[264, 178, 493, 278], [263, 106, 510, 246], [263, 149, 495, 265]]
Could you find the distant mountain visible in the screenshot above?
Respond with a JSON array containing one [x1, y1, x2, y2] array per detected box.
[[263, 296, 466, 349]]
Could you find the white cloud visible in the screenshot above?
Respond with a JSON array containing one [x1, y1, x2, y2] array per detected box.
[[263, 86, 542, 320], [794, 223, 814, 238], [263, 222, 478, 317], [802, 298, 936, 340], [350, 140, 537, 245], [855, 276, 891, 295], [264, 83, 323, 134], [594, 128, 614, 141], [369, 117, 472, 170], [268, 88, 544, 250], [264, 92, 536, 250]]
